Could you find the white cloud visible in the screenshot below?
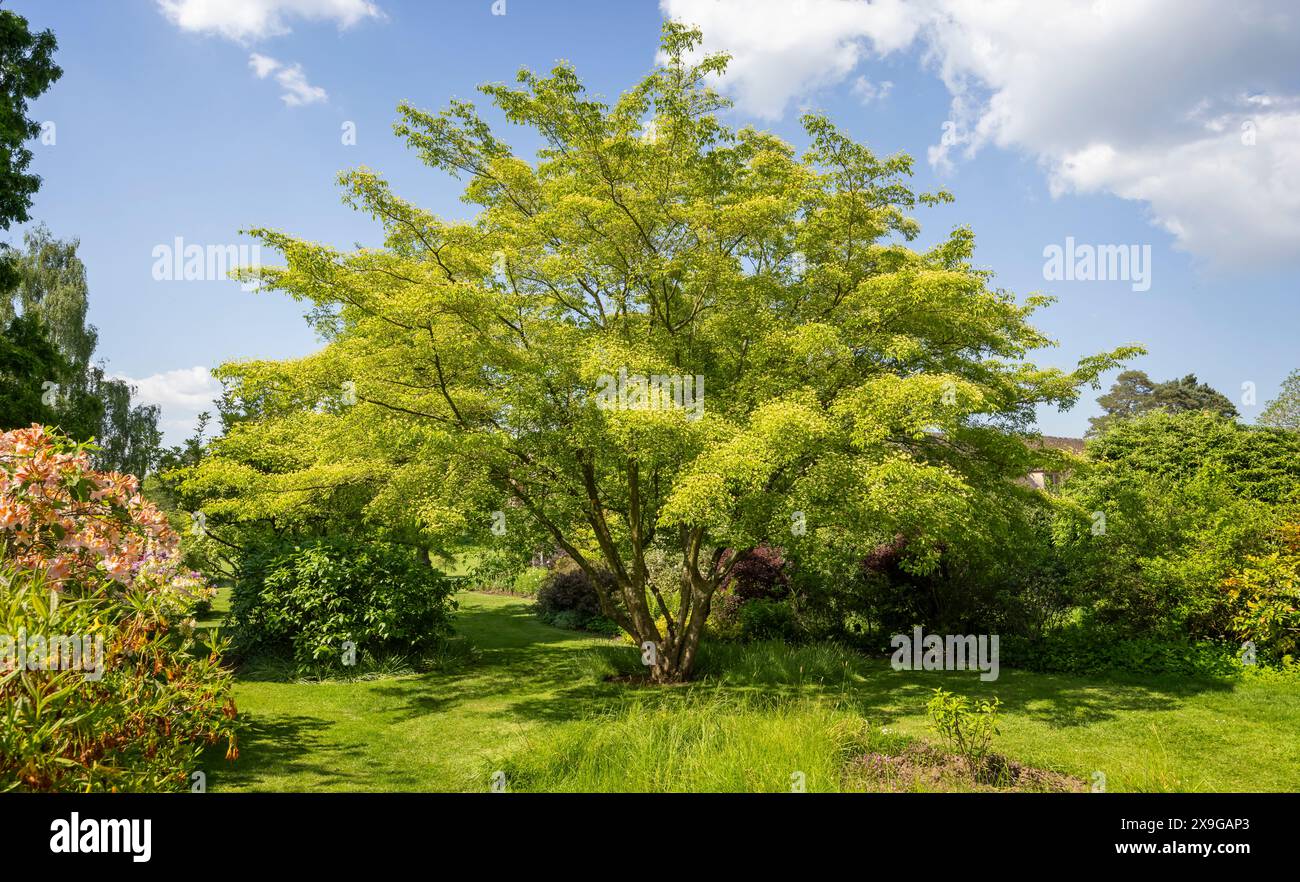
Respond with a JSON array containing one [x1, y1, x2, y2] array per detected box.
[[851, 76, 893, 105], [248, 53, 328, 106], [660, 0, 1300, 266], [112, 367, 220, 443], [660, 0, 918, 120], [157, 0, 382, 42], [248, 52, 280, 78]]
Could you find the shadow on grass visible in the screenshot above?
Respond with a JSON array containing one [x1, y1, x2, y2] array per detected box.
[[480, 636, 1241, 733], [359, 600, 629, 725], [217, 594, 1248, 781], [844, 662, 1237, 729], [201, 714, 367, 791]]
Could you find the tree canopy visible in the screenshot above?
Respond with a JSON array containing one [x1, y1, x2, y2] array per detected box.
[[1260, 368, 1300, 431], [0, 8, 59, 231], [182, 23, 1138, 680], [1089, 369, 1237, 435], [0, 7, 60, 293], [0, 226, 162, 477]]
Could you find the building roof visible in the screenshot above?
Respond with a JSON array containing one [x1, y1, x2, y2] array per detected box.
[[1030, 435, 1086, 455]]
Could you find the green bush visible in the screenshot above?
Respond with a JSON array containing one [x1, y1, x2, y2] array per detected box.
[[546, 610, 586, 631], [1000, 628, 1245, 677], [1054, 412, 1298, 644], [739, 598, 798, 641], [511, 566, 548, 597], [705, 591, 745, 641], [0, 564, 237, 792], [229, 539, 457, 670]]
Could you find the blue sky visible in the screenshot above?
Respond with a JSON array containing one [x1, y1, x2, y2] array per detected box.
[[9, 0, 1300, 442]]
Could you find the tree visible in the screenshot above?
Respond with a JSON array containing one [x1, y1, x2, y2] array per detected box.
[[0, 8, 61, 291], [1, 226, 162, 475], [1089, 369, 1237, 435], [189, 23, 1138, 681], [0, 312, 67, 428], [1259, 369, 1300, 431]]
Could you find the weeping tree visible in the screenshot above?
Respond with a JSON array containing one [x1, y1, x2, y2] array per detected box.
[[2, 227, 164, 475], [194, 23, 1137, 682]]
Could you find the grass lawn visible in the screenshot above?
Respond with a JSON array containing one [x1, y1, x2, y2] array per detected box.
[[202, 591, 1300, 792]]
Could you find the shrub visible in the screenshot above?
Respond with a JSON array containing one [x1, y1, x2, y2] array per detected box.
[[229, 538, 457, 669], [708, 547, 801, 642], [1224, 522, 1300, 661], [1057, 463, 1278, 641], [584, 615, 622, 636], [999, 629, 1244, 677], [739, 598, 797, 641], [512, 566, 548, 597], [535, 556, 619, 630], [822, 504, 1071, 647], [721, 545, 789, 602], [547, 610, 586, 631], [706, 591, 745, 641], [0, 425, 236, 791], [1055, 411, 1300, 645], [926, 688, 999, 771]]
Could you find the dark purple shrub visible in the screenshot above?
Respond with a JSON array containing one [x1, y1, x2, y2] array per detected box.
[[721, 545, 790, 602], [536, 555, 618, 621]]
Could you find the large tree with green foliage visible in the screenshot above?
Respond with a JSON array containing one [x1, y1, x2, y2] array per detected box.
[[0, 312, 67, 428], [1089, 369, 1237, 435], [188, 24, 1137, 681], [0, 226, 162, 476], [0, 7, 60, 292], [1259, 369, 1300, 431]]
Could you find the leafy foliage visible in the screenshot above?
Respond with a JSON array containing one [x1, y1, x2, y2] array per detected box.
[[1089, 369, 1237, 435], [1056, 411, 1297, 650], [1224, 522, 1300, 661], [0, 313, 81, 432], [0, 9, 61, 235], [535, 555, 621, 631], [189, 23, 1136, 680], [0, 425, 235, 791], [999, 630, 1246, 677], [1, 227, 163, 476], [720, 544, 789, 602], [1260, 368, 1300, 431], [228, 538, 458, 670], [0, 564, 237, 792], [926, 688, 999, 770]]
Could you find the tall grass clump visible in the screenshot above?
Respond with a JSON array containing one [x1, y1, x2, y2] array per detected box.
[[694, 639, 865, 690], [493, 694, 880, 792]]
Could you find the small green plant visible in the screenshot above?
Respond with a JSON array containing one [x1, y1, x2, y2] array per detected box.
[[926, 688, 1000, 771]]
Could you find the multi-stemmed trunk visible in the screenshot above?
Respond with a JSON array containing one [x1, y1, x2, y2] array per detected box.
[[505, 455, 749, 683]]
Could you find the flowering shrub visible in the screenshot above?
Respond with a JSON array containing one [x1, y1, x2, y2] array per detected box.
[[1225, 522, 1300, 662], [0, 425, 236, 791], [0, 424, 198, 599]]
